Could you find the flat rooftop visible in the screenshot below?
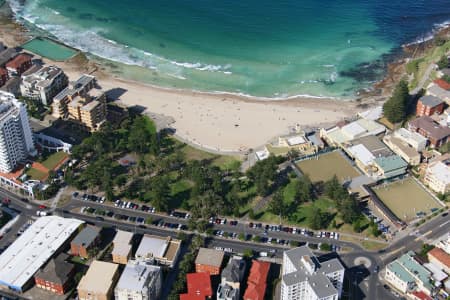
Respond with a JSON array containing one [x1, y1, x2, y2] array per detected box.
[[78, 260, 118, 294], [0, 216, 84, 291], [196, 248, 225, 267], [115, 260, 160, 292]]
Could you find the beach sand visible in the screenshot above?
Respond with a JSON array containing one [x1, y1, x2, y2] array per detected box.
[[0, 6, 359, 154], [59, 63, 357, 153]]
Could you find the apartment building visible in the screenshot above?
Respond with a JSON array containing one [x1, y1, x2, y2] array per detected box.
[[385, 252, 434, 296], [416, 95, 445, 117], [0, 91, 35, 173], [408, 116, 450, 148], [281, 246, 345, 300], [424, 160, 450, 194], [195, 248, 225, 275], [20, 65, 68, 105], [51, 74, 96, 119], [217, 256, 247, 300], [114, 260, 162, 300], [67, 88, 107, 132], [111, 230, 133, 264], [5, 53, 32, 77], [78, 260, 119, 300]]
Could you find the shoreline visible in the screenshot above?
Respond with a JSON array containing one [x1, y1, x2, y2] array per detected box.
[[1, 1, 446, 154]]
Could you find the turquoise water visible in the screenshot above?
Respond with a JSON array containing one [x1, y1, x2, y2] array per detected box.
[[22, 37, 78, 61], [7, 0, 450, 98]]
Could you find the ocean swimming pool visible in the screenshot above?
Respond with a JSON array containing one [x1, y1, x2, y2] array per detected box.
[[21, 37, 78, 61]]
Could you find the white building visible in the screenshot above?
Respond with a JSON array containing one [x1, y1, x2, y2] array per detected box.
[[0, 216, 84, 292], [20, 66, 68, 105], [135, 235, 181, 267], [393, 128, 427, 152], [320, 119, 386, 147], [281, 246, 345, 300], [0, 91, 35, 173], [114, 260, 162, 300], [424, 160, 450, 194]]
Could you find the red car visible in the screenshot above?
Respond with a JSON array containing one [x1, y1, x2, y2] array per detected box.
[[39, 205, 47, 209]]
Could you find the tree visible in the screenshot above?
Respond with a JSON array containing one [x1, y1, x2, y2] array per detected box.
[[320, 243, 332, 251], [308, 207, 330, 230], [437, 55, 449, 70], [383, 80, 410, 123], [269, 190, 286, 217], [340, 196, 362, 224]]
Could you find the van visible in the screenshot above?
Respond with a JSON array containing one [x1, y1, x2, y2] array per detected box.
[[259, 251, 268, 257]]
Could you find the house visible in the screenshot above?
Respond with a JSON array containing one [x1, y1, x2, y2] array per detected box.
[[383, 135, 421, 166], [243, 260, 270, 300], [385, 252, 434, 296], [438, 234, 450, 254], [410, 291, 433, 300], [281, 246, 345, 300], [111, 230, 133, 264], [408, 116, 450, 148], [217, 256, 247, 300], [135, 234, 181, 267], [416, 95, 445, 117], [424, 160, 450, 194], [434, 79, 450, 91], [393, 128, 427, 152], [5, 53, 32, 77], [34, 253, 75, 295], [78, 260, 120, 300], [0, 67, 8, 87], [114, 260, 162, 300], [195, 248, 225, 275], [428, 247, 450, 274], [180, 272, 213, 300], [70, 225, 101, 259], [20, 65, 68, 105]]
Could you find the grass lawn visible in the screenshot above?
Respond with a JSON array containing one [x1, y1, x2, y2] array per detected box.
[[180, 143, 241, 171], [266, 144, 290, 156], [255, 197, 337, 227], [41, 151, 69, 170], [373, 178, 443, 221], [26, 168, 48, 181], [407, 40, 450, 89], [296, 151, 359, 183]]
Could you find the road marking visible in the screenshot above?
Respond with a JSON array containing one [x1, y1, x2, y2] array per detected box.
[[388, 246, 405, 256], [424, 230, 433, 236], [414, 237, 421, 242], [439, 220, 450, 228]]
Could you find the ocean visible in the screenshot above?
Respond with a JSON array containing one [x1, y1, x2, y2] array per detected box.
[[6, 0, 450, 98]]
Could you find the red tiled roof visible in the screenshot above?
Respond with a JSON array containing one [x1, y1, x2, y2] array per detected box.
[[5, 53, 31, 69], [179, 294, 204, 300], [184, 272, 212, 299], [411, 291, 432, 300], [428, 247, 450, 268], [243, 260, 271, 300], [434, 79, 450, 91]]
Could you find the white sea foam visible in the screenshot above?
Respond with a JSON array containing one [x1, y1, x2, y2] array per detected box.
[[7, 0, 233, 76]]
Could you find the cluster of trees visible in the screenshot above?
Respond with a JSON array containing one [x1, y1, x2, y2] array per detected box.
[[66, 115, 160, 197], [268, 175, 313, 219], [324, 175, 362, 226], [382, 80, 410, 124], [246, 156, 284, 196], [168, 235, 204, 300]]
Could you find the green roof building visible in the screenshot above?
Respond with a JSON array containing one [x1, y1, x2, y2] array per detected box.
[[373, 155, 408, 179]]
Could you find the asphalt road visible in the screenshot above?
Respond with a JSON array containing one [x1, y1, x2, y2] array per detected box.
[[0, 187, 448, 300]]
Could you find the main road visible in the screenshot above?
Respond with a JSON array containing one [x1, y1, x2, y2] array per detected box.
[[0, 186, 448, 300]]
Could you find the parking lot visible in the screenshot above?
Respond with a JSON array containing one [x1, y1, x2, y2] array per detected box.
[[71, 191, 344, 254]]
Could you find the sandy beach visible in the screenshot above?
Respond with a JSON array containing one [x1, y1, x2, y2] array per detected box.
[[0, 5, 360, 153]]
